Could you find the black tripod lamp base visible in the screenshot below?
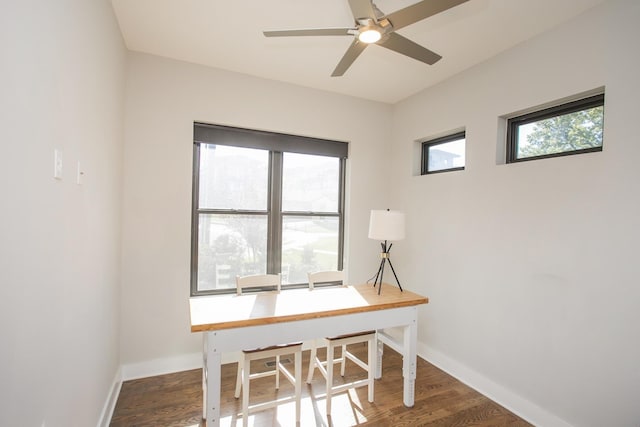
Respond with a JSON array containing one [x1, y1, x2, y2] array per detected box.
[[372, 241, 403, 295]]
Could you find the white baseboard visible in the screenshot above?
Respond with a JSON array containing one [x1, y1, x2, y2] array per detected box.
[[97, 366, 122, 427], [100, 355, 206, 427], [417, 343, 572, 427], [107, 342, 571, 427], [120, 351, 243, 381], [119, 339, 334, 383], [121, 352, 203, 381]]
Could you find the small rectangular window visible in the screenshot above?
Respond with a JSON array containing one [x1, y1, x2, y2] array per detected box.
[[421, 131, 466, 174], [507, 93, 604, 163]]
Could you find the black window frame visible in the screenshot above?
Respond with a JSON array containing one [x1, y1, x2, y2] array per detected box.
[[506, 93, 605, 163], [421, 131, 466, 175], [191, 123, 348, 297]]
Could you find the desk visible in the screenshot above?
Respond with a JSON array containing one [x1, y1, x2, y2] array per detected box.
[[190, 283, 428, 426]]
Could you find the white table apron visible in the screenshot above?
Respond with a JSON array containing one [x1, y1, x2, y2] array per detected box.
[[201, 305, 419, 427]]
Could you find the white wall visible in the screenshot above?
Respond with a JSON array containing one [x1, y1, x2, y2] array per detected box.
[[119, 52, 392, 374], [0, 1, 126, 426], [390, 0, 640, 426], [4, 1, 635, 425]]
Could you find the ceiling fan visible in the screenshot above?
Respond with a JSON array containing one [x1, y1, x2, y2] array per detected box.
[[263, 0, 469, 77]]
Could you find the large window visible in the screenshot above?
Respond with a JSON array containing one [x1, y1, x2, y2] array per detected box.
[[506, 93, 604, 163], [421, 131, 466, 174], [191, 123, 347, 296]]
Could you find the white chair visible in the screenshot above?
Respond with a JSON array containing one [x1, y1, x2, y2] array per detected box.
[[234, 274, 302, 427], [306, 270, 375, 415]]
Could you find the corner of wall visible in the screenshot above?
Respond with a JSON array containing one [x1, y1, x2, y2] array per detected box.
[[98, 366, 123, 427], [417, 342, 573, 427]]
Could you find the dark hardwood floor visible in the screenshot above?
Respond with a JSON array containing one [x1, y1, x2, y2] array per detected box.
[[110, 345, 531, 427]]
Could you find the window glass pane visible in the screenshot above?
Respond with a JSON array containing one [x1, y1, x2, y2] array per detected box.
[[281, 216, 339, 284], [282, 153, 339, 212], [428, 138, 465, 172], [197, 214, 267, 291], [198, 144, 268, 210], [515, 105, 604, 159]]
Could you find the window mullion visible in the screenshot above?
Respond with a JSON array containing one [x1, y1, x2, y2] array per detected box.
[[337, 157, 346, 271], [268, 151, 283, 274]]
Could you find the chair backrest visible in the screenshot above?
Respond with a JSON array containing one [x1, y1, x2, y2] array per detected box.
[[236, 274, 281, 295], [307, 270, 345, 290]]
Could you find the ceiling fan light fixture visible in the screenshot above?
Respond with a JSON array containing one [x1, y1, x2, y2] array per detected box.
[[358, 27, 381, 43], [262, 0, 468, 76]]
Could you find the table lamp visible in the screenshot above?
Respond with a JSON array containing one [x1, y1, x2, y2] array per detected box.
[[368, 209, 405, 294]]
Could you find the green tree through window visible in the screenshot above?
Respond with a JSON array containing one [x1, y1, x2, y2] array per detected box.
[[519, 106, 603, 158], [508, 93, 604, 162]]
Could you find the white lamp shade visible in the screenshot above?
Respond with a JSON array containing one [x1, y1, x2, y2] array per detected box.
[[368, 210, 405, 241]]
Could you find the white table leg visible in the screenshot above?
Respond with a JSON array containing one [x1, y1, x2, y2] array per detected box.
[[375, 335, 384, 379], [367, 335, 375, 403], [402, 307, 418, 407], [205, 331, 222, 427]]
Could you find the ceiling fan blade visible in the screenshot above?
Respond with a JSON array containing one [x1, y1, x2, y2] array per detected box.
[[378, 32, 442, 65], [264, 28, 353, 37], [331, 39, 368, 77], [385, 0, 469, 31], [348, 0, 377, 21]]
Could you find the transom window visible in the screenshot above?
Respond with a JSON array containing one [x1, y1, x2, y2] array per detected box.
[[421, 131, 466, 174], [191, 123, 347, 296], [506, 93, 604, 163]]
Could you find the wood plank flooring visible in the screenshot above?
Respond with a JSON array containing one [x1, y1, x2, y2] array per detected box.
[[110, 345, 531, 427]]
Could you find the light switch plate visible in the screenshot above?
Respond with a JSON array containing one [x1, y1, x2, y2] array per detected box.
[[54, 149, 63, 179]]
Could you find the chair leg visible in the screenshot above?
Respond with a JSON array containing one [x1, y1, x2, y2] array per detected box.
[[275, 355, 280, 389], [340, 344, 347, 376], [307, 343, 317, 384], [242, 357, 250, 427], [234, 358, 243, 399], [326, 342, 334, 415]]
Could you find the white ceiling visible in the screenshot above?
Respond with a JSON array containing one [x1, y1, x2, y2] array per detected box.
[[111, 0, 607, 104]]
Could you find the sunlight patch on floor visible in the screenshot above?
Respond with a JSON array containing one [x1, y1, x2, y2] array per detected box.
[[219, 390, 371, 426]]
